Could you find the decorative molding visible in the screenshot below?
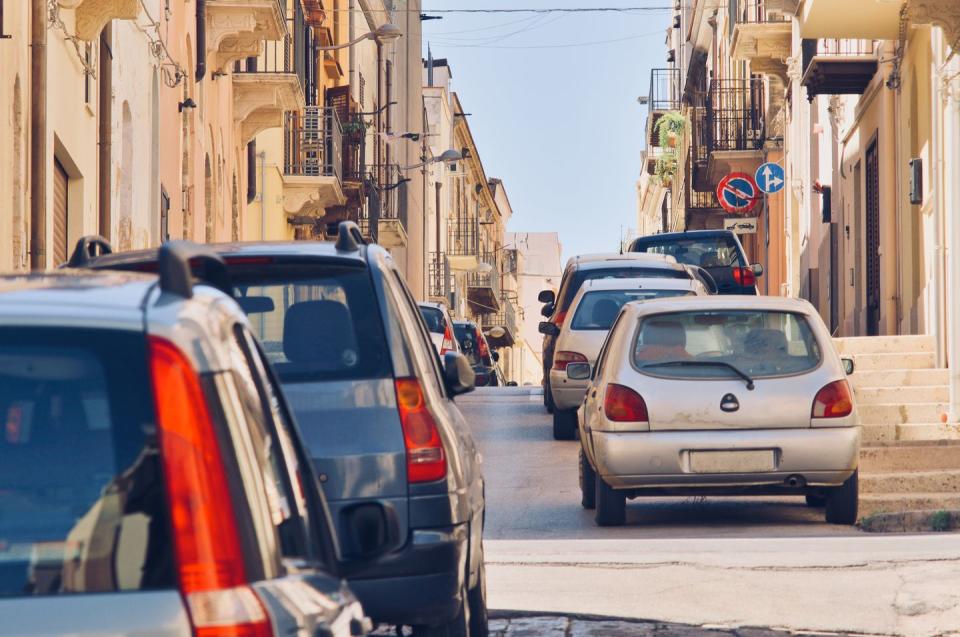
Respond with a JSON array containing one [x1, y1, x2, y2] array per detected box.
[[908, 0, 960, 48], [206, 1, 285, 71], [62, 0, 140, 41], [233, 74, 303, 144]]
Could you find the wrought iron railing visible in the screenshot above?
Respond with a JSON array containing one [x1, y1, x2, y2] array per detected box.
[[467, 252, 501, 297], [234, 12, 314, 103], [801, 39, 877, 70], [691, 78, 765, 169], [284, 106, 343, 182], [448, 219, 479, 257], [481, 296, 517, 340], [428, 252, 455, 298], [649, 68, 681, 112], [730, 0, 790, 24]]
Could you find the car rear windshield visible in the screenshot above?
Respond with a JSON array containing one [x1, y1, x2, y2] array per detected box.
[[454, 324, 490, 367], [0, 328, 174, 598], [633, 235, 747, 269], [571, 289, 694, 331], [632, 311, 822, 379], [231, 264, 392, 383], [558, 267, 690, 313], [419, 306, 446, 334]]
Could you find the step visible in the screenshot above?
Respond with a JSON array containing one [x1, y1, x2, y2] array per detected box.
[[858, 402, 946, 425], [833, 334, 935, 356], [861, 469, 960, 494], [855, 385, 950, 405], [859, 492, 960, 518], [849, 368, 949, 388], [850, 352, 936, 371], [860, 421, 960, 443], [860, 440, 960, 472]]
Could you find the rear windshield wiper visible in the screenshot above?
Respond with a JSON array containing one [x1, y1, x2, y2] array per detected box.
[[641, 360, 755, 390]]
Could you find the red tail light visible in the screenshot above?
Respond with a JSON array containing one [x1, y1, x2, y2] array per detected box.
[[812, 380, 854, 418], [551, 310, 569, 327], [554, 351, 588, 371], [148, 337, 272, 637], [604, 384, 649, 422], [476, 327, 490, 359], [395, 378, 447, 483], [732, 267, 756, 287], [441, 322, 455, 355]]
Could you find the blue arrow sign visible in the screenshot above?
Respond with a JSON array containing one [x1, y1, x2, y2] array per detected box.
[[755, 162, 785, 195]]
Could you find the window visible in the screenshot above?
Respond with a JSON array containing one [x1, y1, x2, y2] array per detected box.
[[557, 267, 690, 314], [634, 235, 747, 269], [231, 264, 392, 383], [633, 311, 822, 380], [571, 289, 694, 331], [0, 328, 173, 597], [420, 306, 447, 334]]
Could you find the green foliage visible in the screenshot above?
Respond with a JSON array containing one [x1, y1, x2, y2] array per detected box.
[[656, 111, 686, 149], [931, 510, 952, 532], [652, 111, 686, 187]]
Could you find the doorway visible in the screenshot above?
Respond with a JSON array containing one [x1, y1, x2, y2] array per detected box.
[[865, 138, 881, 336]]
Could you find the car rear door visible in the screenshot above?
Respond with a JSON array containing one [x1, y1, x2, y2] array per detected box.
[[0, 326, 191, 637]]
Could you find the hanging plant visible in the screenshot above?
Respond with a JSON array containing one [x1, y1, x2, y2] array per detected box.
[[654, 155, 678, 188], [656, 111, 686, 149], [342, 117, 368, 139]]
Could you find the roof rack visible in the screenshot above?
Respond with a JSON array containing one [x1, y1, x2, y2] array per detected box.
[[65, 235, 113, 268], [335, 221, 367, 252], [158, 241, 232, 299]]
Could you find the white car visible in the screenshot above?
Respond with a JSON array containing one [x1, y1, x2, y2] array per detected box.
[[418, 301, 460, 356], [543, 277, 708, 440], [577, 296, 860, 527]]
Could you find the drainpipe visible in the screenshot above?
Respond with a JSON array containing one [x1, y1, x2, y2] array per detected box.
[[29, 0, 47, 270], [247, 141, 257, 203], [196, 0, 207, 82], [98, 26, 113, 240]]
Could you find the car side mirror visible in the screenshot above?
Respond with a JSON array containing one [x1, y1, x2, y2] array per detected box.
[[842, 357, 855, 376], [444, 352, 476, 396], [538, 289, 556, 304], [751, 263, 765, 277], [566, 362, 591, 381], [539, 321, 560, 336], [540, 302, 555, 318], [492, 351, 500, 363], [696, 267, 719, 295]]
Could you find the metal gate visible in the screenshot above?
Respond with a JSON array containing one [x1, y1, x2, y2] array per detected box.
[[865, 139, 881, 336], [53, 159, 69, 265]]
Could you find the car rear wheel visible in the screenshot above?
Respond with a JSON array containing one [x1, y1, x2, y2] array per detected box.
[[805, 494, 826, 507], [467, 550, 489, 637], [824, 470, 859, 525], [580, 448, 596, 509], [552, 409, 577, 440], [595, 477, 626, 526], [411, 580, 470, 637]]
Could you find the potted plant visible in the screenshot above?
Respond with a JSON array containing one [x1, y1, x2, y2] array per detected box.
[[654, 155, 678, 188], [656, 111, 686, 149]]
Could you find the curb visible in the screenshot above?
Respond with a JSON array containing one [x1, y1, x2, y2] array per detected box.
[[859, 509, 960, 533]]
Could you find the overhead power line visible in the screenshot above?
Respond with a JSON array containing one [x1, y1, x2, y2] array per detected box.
[[330, 6, 672, 13]]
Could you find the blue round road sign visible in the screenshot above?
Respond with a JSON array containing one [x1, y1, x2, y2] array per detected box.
[[716, 173, 761, 215], [755, 162, 785, 194]]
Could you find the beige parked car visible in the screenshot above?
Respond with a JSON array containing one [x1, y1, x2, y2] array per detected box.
[[543, 277, 709, 440], [578, 296, 861, 527]]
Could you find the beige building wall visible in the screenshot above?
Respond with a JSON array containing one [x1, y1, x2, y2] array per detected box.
[[0, 0, 31, 271]]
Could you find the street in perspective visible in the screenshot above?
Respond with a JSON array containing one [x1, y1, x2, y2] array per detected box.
[[2, 1, 960, 636]]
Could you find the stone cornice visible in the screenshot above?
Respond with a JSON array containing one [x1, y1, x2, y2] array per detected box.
[[60, 0, 140, 41]]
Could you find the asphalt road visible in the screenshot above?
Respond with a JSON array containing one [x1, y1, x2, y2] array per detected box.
[[458, 386, 859, 540]]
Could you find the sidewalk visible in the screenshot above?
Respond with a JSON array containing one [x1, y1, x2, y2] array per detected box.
[[488, 615, 885, 636]]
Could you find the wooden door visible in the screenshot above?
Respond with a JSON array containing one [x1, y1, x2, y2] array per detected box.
[[865, 139, 881, 336], [53, 159, 69, 265]]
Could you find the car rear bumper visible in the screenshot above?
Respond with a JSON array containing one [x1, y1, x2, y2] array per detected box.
[[589, 426, 860, 489], [548, 369, 588, 410], [345, 524, 468, 627]]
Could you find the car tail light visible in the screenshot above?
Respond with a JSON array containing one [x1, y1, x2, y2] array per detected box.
[[476, 327, 490, 359], [441, 322, 455, 355], [812, 380, 854, 419], [604, 384, 649, 422], [148, 337, 272, 637], [732, 267, 756, 287], [554, 351, 588, 371], [551, 310, 568, 327], [395, 378, 447, 483]]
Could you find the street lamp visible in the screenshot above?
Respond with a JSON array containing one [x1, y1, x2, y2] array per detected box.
[[317, 23, 402, 51], [402, 149, 462, 171]]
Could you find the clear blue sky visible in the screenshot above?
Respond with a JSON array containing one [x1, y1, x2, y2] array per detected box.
[[421, 2, 672, 261]]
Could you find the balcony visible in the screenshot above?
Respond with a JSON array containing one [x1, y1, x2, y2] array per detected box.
[[799, 0, 901, 40], [481, 296, 518, 348], [371, 164, 407, 250], [467, 253, 501, 316], [685, 177, 725, 230], [281, 106, 345, 218], [690, 79, 766, 189], [646, 68, 681, 147], [447, 221, 480, 272], [59, 0, 140, 41], [205, 0, 286, 71], [801, 39, 878, 102], [428, 253, 455, 301], [729, 0, 793, 80], [233, 35, 305, 144]]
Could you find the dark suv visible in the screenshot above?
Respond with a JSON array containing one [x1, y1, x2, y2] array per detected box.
[[70, 225, 488, 637], [1, 244, 368, 637], [629, 230, 763, 295]]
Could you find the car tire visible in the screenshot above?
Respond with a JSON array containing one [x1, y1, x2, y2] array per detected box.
[[595, 477, 626, 527], [805, 494, 826, 508], [411, 580, 470, 637], [552, 409, 577, 441], [580, 448, 596, 510], [824, 470, 859, 525], [467, 549, 489, 637]]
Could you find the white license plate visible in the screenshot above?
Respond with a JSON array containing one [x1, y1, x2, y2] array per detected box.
[[688, 450, 776, 474]]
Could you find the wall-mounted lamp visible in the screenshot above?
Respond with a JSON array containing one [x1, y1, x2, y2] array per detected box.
[[178, 98, 197, 113]]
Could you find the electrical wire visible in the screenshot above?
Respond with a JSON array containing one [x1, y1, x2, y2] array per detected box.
[[427, 13, 544, 35], [329, 7, 672, 13], [430, 13, 567, 46], [430, 29, 665, 49]]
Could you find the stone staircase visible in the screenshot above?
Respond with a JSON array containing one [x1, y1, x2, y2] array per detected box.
[[833, 335, 960, 519]]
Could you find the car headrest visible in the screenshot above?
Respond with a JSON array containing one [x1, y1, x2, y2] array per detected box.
[[744, 328, 788, 357], [283, 300, 359, 368], [591, 298, 621, 327], [641, 320, 686, 348]]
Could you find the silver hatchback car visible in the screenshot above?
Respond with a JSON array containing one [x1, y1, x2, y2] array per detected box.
[[578, 296, 860, 527]]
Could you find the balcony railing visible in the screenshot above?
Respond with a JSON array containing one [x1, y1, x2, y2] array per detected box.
[[428, 253, 455, 299], [284, 106, 343, 182], [234, 11, 314, 103], [481, 296, 518, 347], [707, 78, 766, 153], [448, 220, 479, 257], [649, 68, 681, 112], [731, 0, 791, 24], [467, 253, 501, 294], [801, 39, 878, 100]]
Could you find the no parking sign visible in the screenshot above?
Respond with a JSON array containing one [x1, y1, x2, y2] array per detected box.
[[716, 173, 761, 215]]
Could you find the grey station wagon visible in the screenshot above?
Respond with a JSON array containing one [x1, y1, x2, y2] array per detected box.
[[70, 224, 489, 636]]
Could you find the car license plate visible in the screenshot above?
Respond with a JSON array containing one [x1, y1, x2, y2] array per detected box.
[[688, 450, 776, 473]]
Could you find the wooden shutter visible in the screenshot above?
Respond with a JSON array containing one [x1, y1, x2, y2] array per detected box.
[[53, 159, 69, 265]]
